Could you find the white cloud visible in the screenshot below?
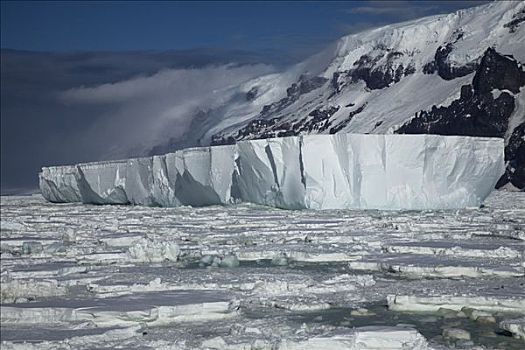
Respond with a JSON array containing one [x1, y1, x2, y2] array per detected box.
[[60, 64, 274, 159]]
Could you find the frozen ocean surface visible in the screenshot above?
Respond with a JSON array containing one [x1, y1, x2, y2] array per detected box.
[[1, 191, 524, 349]]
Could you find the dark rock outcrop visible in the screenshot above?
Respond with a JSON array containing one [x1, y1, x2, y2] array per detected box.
[[329, 103, 366, 134], [330, 47, 416, 93], [423, 43, 478, 80], [349, 51, 414, 90], [212, 74, 329, 144], [258, 74, 328, 118], [397, 48, 525, 189], [246, 86, 258, 101], [503, 7, 525, 33], [496, 124, 525, 189], [473, 48, 525, 94]]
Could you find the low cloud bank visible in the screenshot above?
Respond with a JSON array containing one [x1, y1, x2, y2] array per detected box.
[[60, 64, 273, 159], [0, 50, 275, 193]]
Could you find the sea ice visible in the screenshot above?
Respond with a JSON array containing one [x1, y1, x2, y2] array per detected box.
[[279, 326, 430, 349], [127, 237, 180, 263], [1, 191, 524, 349], [500, 318, 525, 340]]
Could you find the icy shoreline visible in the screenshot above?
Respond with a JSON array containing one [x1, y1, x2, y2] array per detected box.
[[40, 134, 505, 210]]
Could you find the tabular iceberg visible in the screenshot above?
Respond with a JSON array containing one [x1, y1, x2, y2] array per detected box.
[[39, 134, 505, 210]]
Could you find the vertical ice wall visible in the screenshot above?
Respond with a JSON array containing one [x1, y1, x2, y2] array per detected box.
[[39, 134, 505, 210]]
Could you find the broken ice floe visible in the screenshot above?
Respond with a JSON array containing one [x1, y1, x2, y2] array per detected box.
[[1, 192, 524, 349], [387, 295, 525, 314], [500, 317, 525, 340]]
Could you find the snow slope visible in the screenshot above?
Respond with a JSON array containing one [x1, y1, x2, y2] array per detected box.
[[144, 1, 523, 188], [206, 1, 524, 140]]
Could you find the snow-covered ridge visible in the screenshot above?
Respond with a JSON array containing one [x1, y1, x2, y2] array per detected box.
[[200, 1, 524, 189], [40, 134, 505, 210], [207, 1, 524, 141]]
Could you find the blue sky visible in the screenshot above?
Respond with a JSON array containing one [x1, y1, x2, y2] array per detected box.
[[2, 1, 489, 58]]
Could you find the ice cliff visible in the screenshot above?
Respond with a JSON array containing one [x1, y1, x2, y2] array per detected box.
[[40, 134, 505, 210]]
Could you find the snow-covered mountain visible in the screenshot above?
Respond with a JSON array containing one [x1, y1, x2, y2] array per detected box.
[[150, 1, 525, 190]]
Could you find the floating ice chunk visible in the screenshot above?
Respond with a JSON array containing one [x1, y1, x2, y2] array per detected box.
[[0, 279, 67, 303], [199, 254, 215, 266], [442, 328, 471, 341], [98, 234, 144, 248], [349, 253, 524, 278], [201, 336, 228, 349], [22, 241, 43, 255], [0, 326, 142, 350], [462, 307, 496, 322], [0, 306, 81, 325], [44, 242, 67, 254], [271, 253, 289, 266], [0, 221, 26, 231], [1, 291, 238, 328], [127, 238, 180, 263], [40, 134, 505, 210], [88, 278, 172, 298], [351, 326, 429, 350], [219, 254, 240, 268], [382, 242, 523, 259], [279, 326, 429, 349], [387, 295, 525, 314], [500, 317, 525, 340], [350, 308, 376, 316], [272, 301, 332, 312], [437, 307, 461, 318], [62, 229, 77, 244]]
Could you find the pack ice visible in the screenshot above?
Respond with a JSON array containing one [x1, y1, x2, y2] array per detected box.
[[39, 134, 505, 210]]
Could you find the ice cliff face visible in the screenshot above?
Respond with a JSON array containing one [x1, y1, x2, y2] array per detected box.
[[40, 134, 504, 210], [159, 1, 522, 189]]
